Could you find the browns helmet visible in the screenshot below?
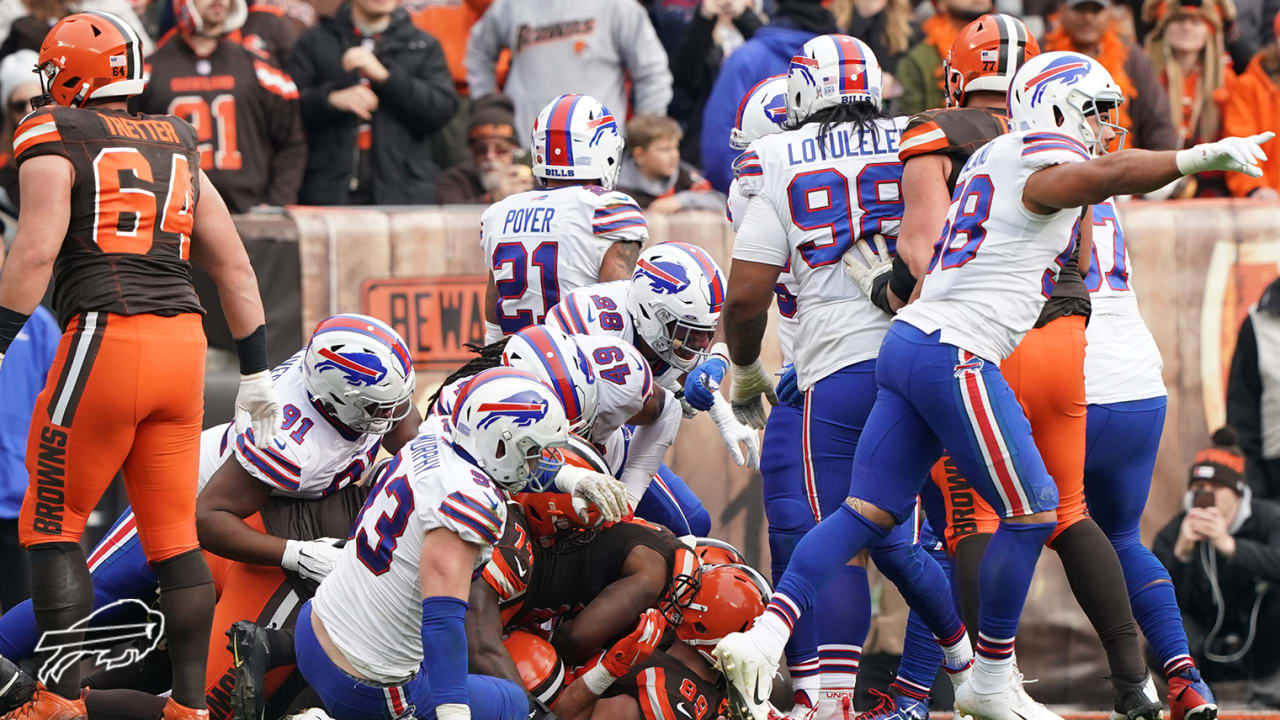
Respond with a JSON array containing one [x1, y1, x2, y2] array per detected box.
[[675, 564, 771, 662], [658, 542, 702, 626], [36, 12, 146, 108], [943, 13, 1039, 108], [520, 435, 611, 542], [693, 537, 747, 567], [503, 631, 567, 707]]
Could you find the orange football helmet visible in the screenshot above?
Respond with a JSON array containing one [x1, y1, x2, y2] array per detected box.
[[37, 12, 146, 108], [521, 435, 612, 542], [503, 631, 567, 707], [943, 13, 1040, 108], [693, 537, 747, 567], [675, 564, 771, 662]]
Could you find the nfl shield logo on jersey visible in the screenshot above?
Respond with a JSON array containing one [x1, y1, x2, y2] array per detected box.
[[634, 258, 691, 295], [477, 392, 550, 429], [314, 347, 388, 386]]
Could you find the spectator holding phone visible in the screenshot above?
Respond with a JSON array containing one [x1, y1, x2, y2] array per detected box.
[[1152, 427, 1280, 706], [436, 93, 533, 204]]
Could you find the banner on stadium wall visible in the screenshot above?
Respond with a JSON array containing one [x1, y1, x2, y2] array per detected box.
[[361, 275, 489, 369]]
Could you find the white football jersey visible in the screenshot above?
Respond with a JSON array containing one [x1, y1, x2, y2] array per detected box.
[[729, 173, 799, 364], [732, 119, 907, 389], [482, 186, 648, 335], [897, 130, 1091, 362], [312, 415, 506, 682], [1082, 201, 1165, 404], [545, 280, 684, 392], [226, 352, 382, 499]]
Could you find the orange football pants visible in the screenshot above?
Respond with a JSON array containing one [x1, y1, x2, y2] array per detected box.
[[20, 312, 206, 562], [930, 314, 1088, 552]]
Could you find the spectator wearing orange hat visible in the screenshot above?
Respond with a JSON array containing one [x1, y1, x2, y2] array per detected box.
[[435, 93, 533, 204], [895, 0, 994, 115], [1143, 0, 1237, 195], [1222, 10, 1280, 199]]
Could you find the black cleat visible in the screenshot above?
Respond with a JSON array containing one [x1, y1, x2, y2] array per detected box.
[[0, 654, 38, 716], [226, 621, 270, 720], [1111, 677, 1163, 720]]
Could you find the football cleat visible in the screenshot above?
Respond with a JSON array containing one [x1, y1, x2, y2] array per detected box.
[[1110, 675, 1162, 720], [854, 689, 929, 720], [227, 620, 271, 720], [160, 698, 208, 720], [281, 710, 334, 720], [954, 675, 1065, 720], [714, 632, 779, 720], [1167, 668, 1216, 720], [0, 685, 83, 720], [812, 690, 855, 720]]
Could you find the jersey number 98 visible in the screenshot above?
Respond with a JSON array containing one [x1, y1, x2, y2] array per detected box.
[[787, 163, 902, 268]]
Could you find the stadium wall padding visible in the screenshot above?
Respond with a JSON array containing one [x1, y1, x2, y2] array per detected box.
[[224, 199, 1278, 705]]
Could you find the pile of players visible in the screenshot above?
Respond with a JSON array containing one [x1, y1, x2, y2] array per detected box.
[[0, 8, 1276, 720]]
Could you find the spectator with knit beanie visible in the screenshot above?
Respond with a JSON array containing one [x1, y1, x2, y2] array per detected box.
[[435, 93, 532, 204]]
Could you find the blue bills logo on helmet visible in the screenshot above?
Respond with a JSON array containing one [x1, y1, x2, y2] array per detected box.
[[315, 348, 388, 386], [477, 392, 550, 429], [790, 55, 820, 86], [1024, 56, 1090, 106], [764, 92, 787, 123], [634, 258, 691, 295], [587, 112, 618, 148]]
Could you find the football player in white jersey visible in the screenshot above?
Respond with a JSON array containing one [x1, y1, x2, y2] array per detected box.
[[719, 36, 973, 717], [483, 93, 646, 343], [295, 368, 569, 720], [714, 50, 1272, 720], [545, 241, 758, 534]]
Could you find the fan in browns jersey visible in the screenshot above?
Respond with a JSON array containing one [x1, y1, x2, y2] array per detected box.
[[132, 0, 305, 213], [0, 11, 282, 720], [844, 14, 1163, 720]]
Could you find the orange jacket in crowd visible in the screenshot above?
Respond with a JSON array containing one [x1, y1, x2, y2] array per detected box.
[[1223, 49, 1280, 196], [407, 0, 507, 95]]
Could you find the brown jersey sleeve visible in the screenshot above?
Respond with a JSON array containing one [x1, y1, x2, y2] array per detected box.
[[13, 108, 70, 165], [899, 107, 1010, 190], [482, 502, 536, 624]]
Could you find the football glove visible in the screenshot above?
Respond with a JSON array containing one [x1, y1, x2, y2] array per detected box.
[[683, 350, 728, 412], [282, 538, 343, 583], [555, 465, 629, 523], [730, 359, 777, 430], [602, 608, 668, 677], [235, 371, 283, 448], [775, 365, 802, 408], [1177, 133, 1273, 178], [711, 395, 761, 469], [842, 234, 893, 299]]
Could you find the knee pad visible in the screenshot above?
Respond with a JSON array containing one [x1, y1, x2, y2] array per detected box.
[[151, 548, 213, 592]]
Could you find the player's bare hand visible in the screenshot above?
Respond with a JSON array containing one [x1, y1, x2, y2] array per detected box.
[[235, 370, 283, 448], [729, 359, 777, 430], [1176, 132, 1274, 178], [843, 234, 893, 303], [341, 46, 389, 84], [328, 84, 379, 121]]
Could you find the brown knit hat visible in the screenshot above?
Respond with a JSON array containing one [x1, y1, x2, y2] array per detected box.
[[1189, 426, 1246, 494], [1142, 0, 1235, 30], [469, 94, 517, 146]]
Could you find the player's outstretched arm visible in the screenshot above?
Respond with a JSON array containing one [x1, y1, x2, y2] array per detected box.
[[191, 169, 283, 445], [1024, 133, 1274, 213], [420, 527, 484, 720], [0, 156, 71, 364], [195, 457, 280, 564]]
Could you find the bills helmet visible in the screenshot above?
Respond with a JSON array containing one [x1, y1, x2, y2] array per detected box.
[[731, 74, 789, 150], [787, 34, 882, 124], [627, 242, 726, 371], [675, 564, 771, 662], [304, 314, 416, 435], [503, 631, 567, 707], [502, 326, 599, 435], [450, 368, 569, 492], [531, 93, 625, 190], [1008, 51, 1126, 154], [36, 12, 145, 107], [944, 14, 1040, 107]]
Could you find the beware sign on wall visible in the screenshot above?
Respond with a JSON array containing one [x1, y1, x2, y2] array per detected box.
[[361, 275, 488, 369]]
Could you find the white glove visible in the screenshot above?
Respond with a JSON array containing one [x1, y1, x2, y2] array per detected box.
[[235, 371, 283, 448], [710, 395, 761, 469], [842, 233, 893, 299], [1177, 132, 1274, 178], [281, 538, 343, 582], [730, 359, 777, 430], [555, 464, 630, 522]]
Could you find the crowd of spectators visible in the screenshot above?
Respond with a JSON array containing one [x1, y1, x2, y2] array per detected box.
[[0, 0, 1277, 210]]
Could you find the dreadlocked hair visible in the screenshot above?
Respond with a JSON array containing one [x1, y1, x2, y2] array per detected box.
[[785, 102, 895, 147], [425, 337, 510, 409]]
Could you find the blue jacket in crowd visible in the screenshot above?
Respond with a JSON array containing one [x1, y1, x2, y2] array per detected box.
[[700, 25, 819, 194], [0, 306, 58, 519]]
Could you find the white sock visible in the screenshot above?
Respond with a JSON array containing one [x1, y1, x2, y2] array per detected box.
[[970, 655, 1013, 694]]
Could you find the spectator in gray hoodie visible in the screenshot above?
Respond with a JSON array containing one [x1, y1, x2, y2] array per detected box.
[[464, 0, 674, 148]]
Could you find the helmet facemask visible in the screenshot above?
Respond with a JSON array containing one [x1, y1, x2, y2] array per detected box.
[[1073, 92, 1127, 155]]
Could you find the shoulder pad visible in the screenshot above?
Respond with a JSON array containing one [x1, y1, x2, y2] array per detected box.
[[13, 108, 66, 164], [591, 191, 647, 240], [1019, 130, 1091, 171], [900, 107, 1009, 162]]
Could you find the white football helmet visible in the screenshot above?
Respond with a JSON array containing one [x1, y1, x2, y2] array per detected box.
[[1007, 51, 1126, 155], [502, 325, 599, 435], [450, 367, 570, 493], [531, 93, 625, 189], [626, 242, 726, 371], [730, 74, 789, 150], [787, 34, 883, 124], [303, 314, 416, 435]]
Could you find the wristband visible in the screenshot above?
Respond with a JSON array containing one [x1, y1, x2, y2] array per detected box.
[[0, 305, 31, 355], [235, 324, 269, 375], [581, 662, 618, 696], [869, 273, 893, 316], [888, 256, 916, 304]]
